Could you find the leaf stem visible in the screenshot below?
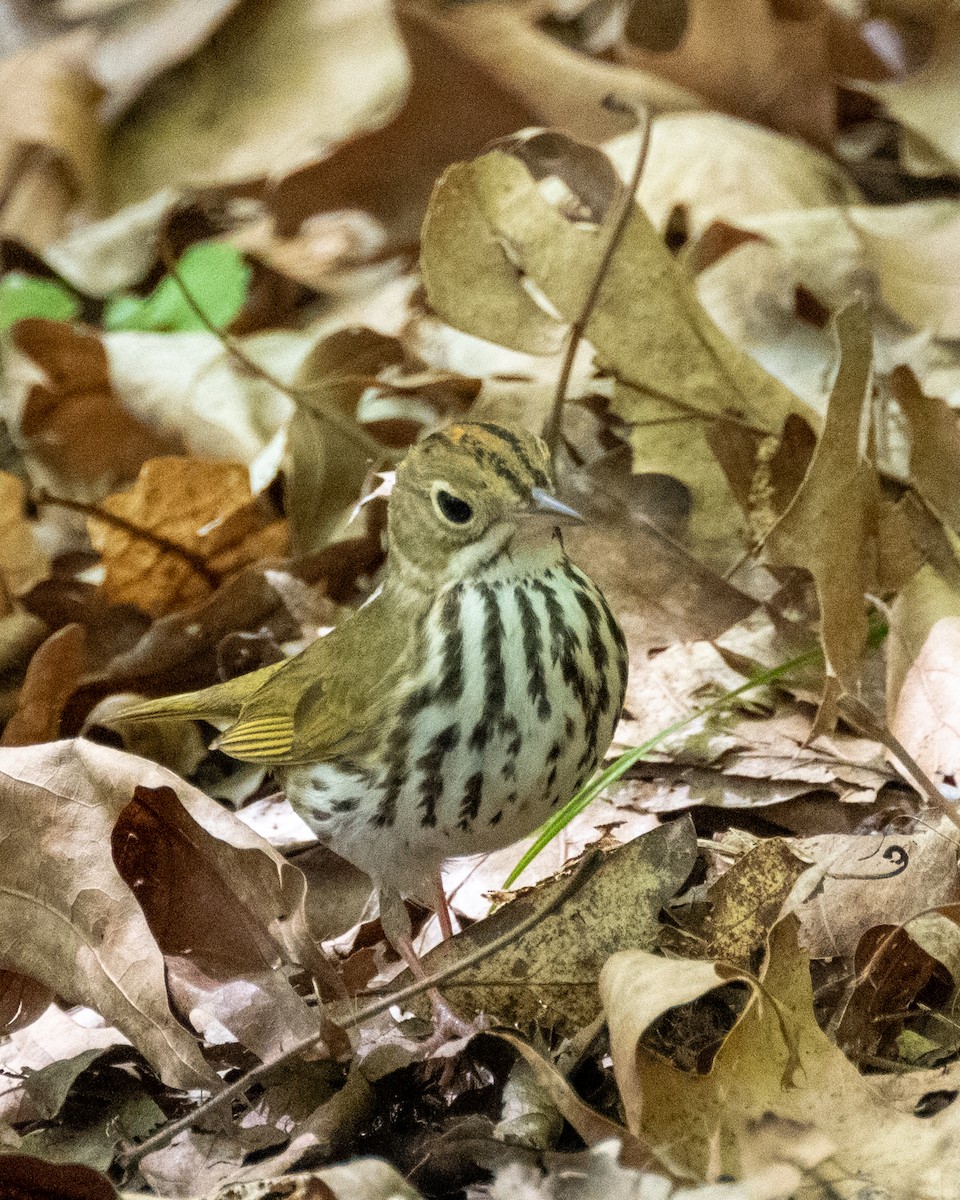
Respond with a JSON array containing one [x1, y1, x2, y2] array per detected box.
[[34, 488, 222, 589], [543, 97, 651, 454], [117, 850, 602, 1170], [157, 239, 388, 460]]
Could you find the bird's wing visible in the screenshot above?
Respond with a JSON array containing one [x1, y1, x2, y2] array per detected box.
[[211, 595, 412, 765]]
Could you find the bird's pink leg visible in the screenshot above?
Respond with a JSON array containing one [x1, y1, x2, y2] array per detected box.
[[434, 873, 454, 941]]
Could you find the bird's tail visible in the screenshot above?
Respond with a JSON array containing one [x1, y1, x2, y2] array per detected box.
[[114, 661, 285, 727]]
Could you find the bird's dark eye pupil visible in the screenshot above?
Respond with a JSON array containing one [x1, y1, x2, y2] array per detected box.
[[436, 489, 473, 524]]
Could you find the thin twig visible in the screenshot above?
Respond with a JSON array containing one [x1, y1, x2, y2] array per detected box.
[[157, 240, 387, 459], [34, 488, 222, 589], [543, 97, 651, 453], [840, 695, 960, 835], [118, 850, 603, 1169]]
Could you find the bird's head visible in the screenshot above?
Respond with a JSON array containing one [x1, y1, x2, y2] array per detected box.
[[387, 422, 581, 587]]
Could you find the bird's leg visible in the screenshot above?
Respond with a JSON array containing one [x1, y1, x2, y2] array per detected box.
[[378, 887, 475, 1041], [434, 873, 454, 941]]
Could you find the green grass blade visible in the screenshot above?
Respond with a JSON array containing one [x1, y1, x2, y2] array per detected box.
[[504, 643, 828, 889]]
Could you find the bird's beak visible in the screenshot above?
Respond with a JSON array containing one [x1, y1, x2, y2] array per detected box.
[[526, 487, 585, 524]]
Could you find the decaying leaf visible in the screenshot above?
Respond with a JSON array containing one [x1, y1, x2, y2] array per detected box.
[[409, 819, 697, 1033], [0, 622, 85, 747], [0, 739, 330, 1088], [87, 456, 288, 616], [610, 113, 863, 239], [8, 318, 186, 497], [791, 827, 960, 959], [888, 564, 960, 783], [764, 302, 878, 728], [0, 33, 103, 249], [601, 916, 960, 1194], [0, 470, 48, 596]]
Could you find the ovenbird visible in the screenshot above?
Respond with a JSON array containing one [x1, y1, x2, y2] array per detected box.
[[120, 423, 628, 958]]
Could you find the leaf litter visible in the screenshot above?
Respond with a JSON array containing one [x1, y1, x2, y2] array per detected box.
[[1, 1, 960, 1197]]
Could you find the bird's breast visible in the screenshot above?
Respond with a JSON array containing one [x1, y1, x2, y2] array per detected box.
[[286, 559, 627, 894]]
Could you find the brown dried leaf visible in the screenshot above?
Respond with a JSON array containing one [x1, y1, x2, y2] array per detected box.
[[705, 838, 807, 968], [0, 739, 328, 1088], [105, 0, 408, 211], [601, 916, 960, 1192], [0, 33, 103, 249], [1, 622, 85, 747], [115, 784, 335, 1060], [764, 302, 878, 726], [619, 0, 870, 147], [407, 819, 697, 1034], [891, 364, 960, 538], [0, 470, 48, 597], [792, 829, 960, 959], [13, 319, 185, 496], [0, 1155, 116, 1200], [0, 969, 53, 1035], [88, 457, 288, 617]]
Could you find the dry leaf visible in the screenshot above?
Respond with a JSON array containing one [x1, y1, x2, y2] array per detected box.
[[705, 838, 807, 967], [0, 1004, 127, 1126], [0, 1155, 116, 1199], [0, 738, 328, 1088], [893, 615, 960, 782], [0, 470, 49, 597], [792, 828, 960, 959], [618, 0, 862, 147], [88, 457, 288, 616], [764, 302, 878, 726], [864, 15, 960, 172], [848, 201, 960, 338], [0, 622, 85, 747], [891, 364, 960, 537], [9, 318, 186, 497], [421, 132, 816, 566], [610, 112, 863, 239], [105, 0, 408, 210], [601, 916, 960, 1194], [405, 819, 697, 1033], [0, 32, 102, 249]]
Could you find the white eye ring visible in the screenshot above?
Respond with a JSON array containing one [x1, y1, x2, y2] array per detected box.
[[431, 480, 474, 525]]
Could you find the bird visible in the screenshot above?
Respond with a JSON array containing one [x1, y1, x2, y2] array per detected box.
[[119, 422, 628, 973]]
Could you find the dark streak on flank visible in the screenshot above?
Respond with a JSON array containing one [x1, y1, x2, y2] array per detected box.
[[332, 798, 358, 813], [458, 770, 484, 830], [531, 579, 588, 712], [372, 681, 432, 827], [501, 715, 521, 780], [489, 809, 503, 826], [416, 722, 460, 827], [515, 585, 551, 720], [470, 582, 507, 751], [545, 739, 562, 791]]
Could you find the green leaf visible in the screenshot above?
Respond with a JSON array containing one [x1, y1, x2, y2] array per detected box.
[[0, 273, 80, 329], [103, 241, 251, 333]]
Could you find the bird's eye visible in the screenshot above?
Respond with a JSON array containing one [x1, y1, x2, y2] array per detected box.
[[434, 488, 473, 525]]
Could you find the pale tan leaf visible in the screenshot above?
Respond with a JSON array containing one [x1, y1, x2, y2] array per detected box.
[[0, 471, 48, 597], [0, 739, 328, 1088], [764, 302, 878, 718], [601, 917, 960, 1193]]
